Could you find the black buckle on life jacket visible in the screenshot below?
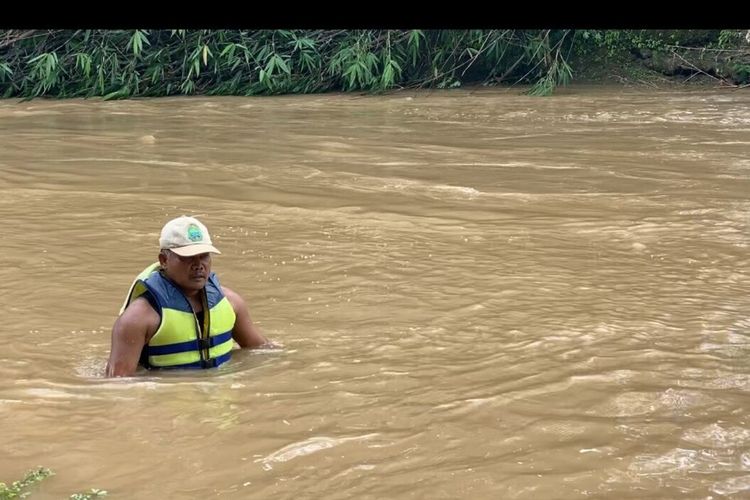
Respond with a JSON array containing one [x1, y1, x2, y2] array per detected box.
[[201, 358, 218, 369], [198, 338, 212, 350]]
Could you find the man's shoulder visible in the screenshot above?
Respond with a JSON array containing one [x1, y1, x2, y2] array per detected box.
[[121, 296, 160, 325], [114, 296, 160, 344], [220, 284, 240, 298], [220, 285, 244, 310]]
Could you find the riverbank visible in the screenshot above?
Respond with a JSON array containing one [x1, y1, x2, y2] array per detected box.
[[569, 49, 747, 90]]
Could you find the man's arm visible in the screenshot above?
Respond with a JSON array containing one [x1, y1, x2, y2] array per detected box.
[[222, 286, 279, 348], [106, 297, 159, 377]]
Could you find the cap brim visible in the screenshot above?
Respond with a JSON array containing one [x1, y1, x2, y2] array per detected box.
[[168, 244, 221, 256]]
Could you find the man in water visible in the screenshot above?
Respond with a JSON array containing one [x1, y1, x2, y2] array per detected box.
[[106, 215, 277, 376]]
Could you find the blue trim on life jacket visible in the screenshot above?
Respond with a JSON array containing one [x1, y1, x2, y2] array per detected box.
[[146, 331, 233, 356], [175, 352, 232, 369]]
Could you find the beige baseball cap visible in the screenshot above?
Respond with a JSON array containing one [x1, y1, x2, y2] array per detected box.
[[159, 216, 221, 257]]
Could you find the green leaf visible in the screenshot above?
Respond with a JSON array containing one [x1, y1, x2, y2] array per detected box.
[[202, 44, 212, 66], [265, 56, 276, 75], [274, 55, 290, 75], [102, 87, 129, 100], [220, 43, 236, 59], [127, 30, 150, 57]]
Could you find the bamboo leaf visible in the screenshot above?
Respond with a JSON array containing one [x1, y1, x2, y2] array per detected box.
[[0, 62, 12, 77], [274, 54, 290, 75], [202, 44, 210, 66], [220, 43, 236, 58]]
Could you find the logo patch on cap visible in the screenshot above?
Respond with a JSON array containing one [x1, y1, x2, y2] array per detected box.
[[187, 224, 203, 242]]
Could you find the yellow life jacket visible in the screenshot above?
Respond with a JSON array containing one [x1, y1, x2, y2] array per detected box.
[[121, 263, 236, 369]]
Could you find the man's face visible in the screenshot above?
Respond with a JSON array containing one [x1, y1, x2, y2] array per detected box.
[[160, 250, 212, 293]]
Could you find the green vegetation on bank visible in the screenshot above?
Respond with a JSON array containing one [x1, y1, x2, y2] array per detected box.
[[0, 29, 747, 100], [0, 467, 106, 499]]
